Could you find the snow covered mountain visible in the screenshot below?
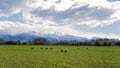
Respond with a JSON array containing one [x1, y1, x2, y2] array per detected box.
[[0, 31, 89, 42]]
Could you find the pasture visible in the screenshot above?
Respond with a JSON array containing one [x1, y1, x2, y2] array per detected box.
[[0, 45, 120, 68]]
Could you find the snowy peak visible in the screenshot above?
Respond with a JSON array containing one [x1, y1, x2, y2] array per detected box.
[[0, 31, 89, 42]]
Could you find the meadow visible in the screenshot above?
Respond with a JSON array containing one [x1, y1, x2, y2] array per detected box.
[[0, 45, 120, 68]]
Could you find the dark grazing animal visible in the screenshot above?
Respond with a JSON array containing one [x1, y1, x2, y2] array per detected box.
[[65, 49, 67, 52], [61, 49, 63, 52], [40, 47, 43, 49], [31, 47, 34, 50]]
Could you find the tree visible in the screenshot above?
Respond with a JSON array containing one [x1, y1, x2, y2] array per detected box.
[[5, 41, 17, 45], [33, 38, 47, 45], [94, 41, 101, 46], [115, 42, 120, 46], [16, 40, 21, 45], [0, 39, 5, 45]]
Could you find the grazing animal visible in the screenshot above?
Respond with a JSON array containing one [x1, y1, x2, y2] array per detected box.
[[40, 47, 43, 49], [61, 49, 63, 52], [65, 49, 67, 52], [46, 48, 48, 49], [61, 49, 67, 52], [86, 48, 88, 50], [31, 47, 34, 50]]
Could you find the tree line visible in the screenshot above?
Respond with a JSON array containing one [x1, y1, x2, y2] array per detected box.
[[0, 38, 120, 46]]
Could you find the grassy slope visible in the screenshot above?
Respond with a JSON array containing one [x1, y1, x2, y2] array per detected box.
[[0, 45, 120, 68]]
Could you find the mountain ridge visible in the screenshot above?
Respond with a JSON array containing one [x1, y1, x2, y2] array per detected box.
[[0, 31, 90, 42], [1, 31, 118, 42]]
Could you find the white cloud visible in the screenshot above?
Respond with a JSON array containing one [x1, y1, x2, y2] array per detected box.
[[0, 0, 120, 27], [54, 0, 75, 11], [0, 0, 27, 17], [21, 0, 120, 27], [0, 0, 120, 39], [0, 21, 32, 34], [0, 21, 82, 35]]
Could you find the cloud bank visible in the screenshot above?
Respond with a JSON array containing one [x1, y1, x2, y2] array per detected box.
[[23, 0, 120, 27], [0, 0, 120, 39]]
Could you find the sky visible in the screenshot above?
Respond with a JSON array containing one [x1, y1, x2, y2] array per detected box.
[[0, 0, 120, 39]]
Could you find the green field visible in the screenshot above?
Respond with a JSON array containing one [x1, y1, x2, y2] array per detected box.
[[0, 45, 120, 68]]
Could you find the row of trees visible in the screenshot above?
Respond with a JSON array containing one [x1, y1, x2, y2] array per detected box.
[[0, 38, 120, 46], [0, 38, 47, 45]]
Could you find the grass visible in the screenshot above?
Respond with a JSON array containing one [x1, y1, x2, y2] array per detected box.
[[0, 45, 120, 68]]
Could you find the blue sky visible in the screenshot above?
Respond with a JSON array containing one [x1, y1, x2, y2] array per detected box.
[[0, 12, 23, 22], [0, 0, 120, 39]]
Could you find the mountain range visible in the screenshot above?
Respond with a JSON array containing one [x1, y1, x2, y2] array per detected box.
[[0, 31, 92, 42], [0, 31, 118, 42]]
